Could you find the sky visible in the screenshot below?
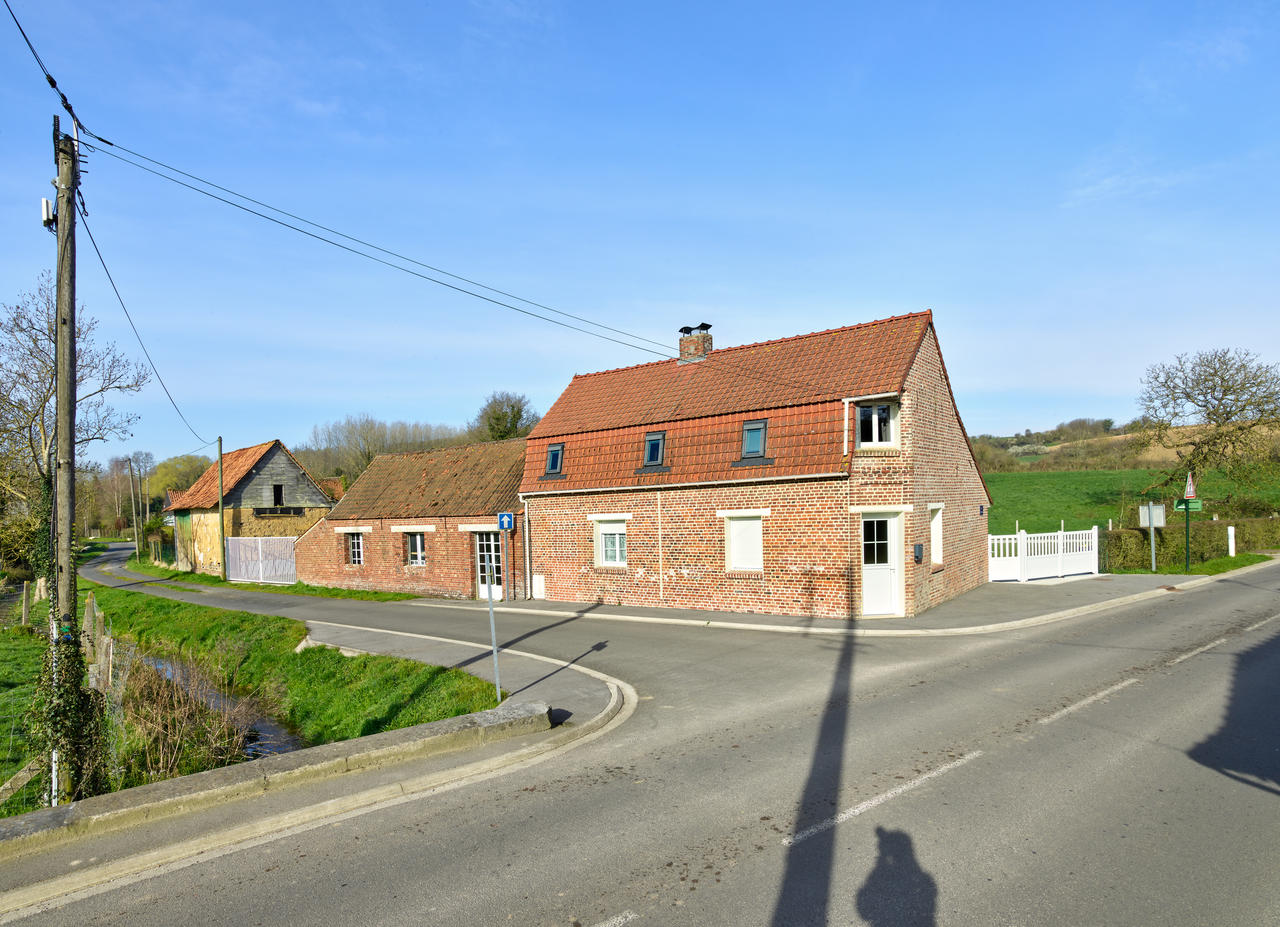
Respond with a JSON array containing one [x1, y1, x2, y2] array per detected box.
[[2, 0, 1277, 469]]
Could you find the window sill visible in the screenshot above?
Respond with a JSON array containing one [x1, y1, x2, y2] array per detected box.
[[725, 570, 765, 578], [633, 465, 671, 475], [592, 565, 629, 573], [730, 457, 775, 468], [538, 472, 567, 481], [930, 564, 945, 574], [854, 447, 901, 457]]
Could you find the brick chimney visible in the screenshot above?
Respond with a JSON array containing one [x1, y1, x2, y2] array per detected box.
[[678, 322, 713, 363]]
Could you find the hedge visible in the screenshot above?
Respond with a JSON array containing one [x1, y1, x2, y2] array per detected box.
[[1101, 516, 1280, 572]]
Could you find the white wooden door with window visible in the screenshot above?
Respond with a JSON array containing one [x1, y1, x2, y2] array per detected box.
[[861, 515, 901, 616], [475, 532, 503, 600]]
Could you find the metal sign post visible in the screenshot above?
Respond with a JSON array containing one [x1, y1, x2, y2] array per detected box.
[[484, 548, 501, 704], [1182, 473, 1196, 573]]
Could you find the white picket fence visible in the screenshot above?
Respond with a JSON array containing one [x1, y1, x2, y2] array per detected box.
[[226, 537, 297, 585], [989, 527, 1099, 582]]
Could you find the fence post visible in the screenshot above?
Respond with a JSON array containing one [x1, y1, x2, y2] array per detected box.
[[1017, 529, 1028, 583], [1091, 525, 1099, 574], [83, 592, 97, 662], [258, 537, 266, 583], [1228, 525, 1235, 558], [21, 581, 30, 626], [1057, 528, 1065, 578]]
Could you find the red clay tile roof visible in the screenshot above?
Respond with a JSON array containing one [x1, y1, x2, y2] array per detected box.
[[530, 312, 932, 439], [164, 440, 325, 511], [326, 439, 527, 520]]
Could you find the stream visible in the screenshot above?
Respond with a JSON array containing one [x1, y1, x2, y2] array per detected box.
[[142, 656, 306, 758]]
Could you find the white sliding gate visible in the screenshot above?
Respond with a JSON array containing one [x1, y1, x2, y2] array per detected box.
[[989, 527, 1098, 582], [226, 537, 297, 584]]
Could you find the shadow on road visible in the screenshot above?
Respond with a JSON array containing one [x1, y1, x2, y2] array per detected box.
[[1187, 628, 1280, 796], [854, 826, 938, 926], [768, 626, 859, 925]]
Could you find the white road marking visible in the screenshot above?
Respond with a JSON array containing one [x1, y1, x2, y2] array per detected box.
[[1165, 638, 1228, 666], [1243, 613, 1279, 633], [590, 912, 639, 927], [781, 751, 983, 847], [1038, 678, 1138, 725]]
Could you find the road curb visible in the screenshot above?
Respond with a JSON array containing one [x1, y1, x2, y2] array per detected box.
[[0, 700, 551, 862], [401, 557, 1277, 637]]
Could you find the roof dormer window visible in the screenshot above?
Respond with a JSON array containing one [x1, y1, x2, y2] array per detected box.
[[545, 443, 564, 475]]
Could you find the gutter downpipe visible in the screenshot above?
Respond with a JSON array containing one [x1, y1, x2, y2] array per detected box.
[[521, 495, 532, 600]]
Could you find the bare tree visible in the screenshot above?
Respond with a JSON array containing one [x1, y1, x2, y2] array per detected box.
[[1137, 348, 1280, 488], [0, 272, 150, 503]]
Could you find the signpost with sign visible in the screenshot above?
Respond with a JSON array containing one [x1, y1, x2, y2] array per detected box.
[[1181, 473, 1196, 572], [1140, 502, 1166, 572]]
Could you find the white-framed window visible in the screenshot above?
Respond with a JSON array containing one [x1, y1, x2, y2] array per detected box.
[[929, 504, 944, 565], [857, 402, 898, 447], [347, 532, 363, 566], [594, 520, 627, 567], [406, 531, 426, 565], [718, 508, 769, 572]]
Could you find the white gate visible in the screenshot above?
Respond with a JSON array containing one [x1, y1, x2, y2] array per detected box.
[[989, 527, 1098, 582], [226, 537, 297, 584]]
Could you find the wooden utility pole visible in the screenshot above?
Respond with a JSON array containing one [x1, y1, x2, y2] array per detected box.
[[53, 119, 78, 631], [217, 436, 227, 580], [127, 455, 141, 558]]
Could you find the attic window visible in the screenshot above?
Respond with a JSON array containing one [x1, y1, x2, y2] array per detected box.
[[858, 403, 898, 447], [741, 420, 767, 458], [545, 443, 564, 475], [643, 432, 665, 467], [272, 484, 284, 507]]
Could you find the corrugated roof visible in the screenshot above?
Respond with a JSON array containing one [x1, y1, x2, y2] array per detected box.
[[326, 438, 527, 520], [529, 312, 932, 438]]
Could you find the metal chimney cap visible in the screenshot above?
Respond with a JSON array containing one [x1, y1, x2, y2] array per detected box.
[[678, 326, 694, 335], [694, 322, 712, 333]]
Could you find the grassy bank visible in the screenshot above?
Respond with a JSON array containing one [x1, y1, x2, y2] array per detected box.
[[1111, 552, 1270, 576], [87, 583, 498, 744], [0, 626, 45, 786], [984, 469, 1280, 535], [118, 556, 418, 602]]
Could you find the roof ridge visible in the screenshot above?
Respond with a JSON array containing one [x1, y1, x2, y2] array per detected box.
[[566, 310, 932, 381]]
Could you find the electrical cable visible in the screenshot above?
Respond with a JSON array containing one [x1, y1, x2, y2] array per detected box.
[[79, 139, 675, 359], [74, 200, 213, 446]]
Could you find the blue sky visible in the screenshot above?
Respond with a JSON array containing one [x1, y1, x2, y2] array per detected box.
[[2, 1, 1277, 467]]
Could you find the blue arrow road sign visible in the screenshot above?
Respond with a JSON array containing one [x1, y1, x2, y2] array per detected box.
[[497, 512, 514, 531]]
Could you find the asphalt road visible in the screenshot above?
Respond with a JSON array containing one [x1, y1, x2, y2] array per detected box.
[[6, 555, 1279, 925]]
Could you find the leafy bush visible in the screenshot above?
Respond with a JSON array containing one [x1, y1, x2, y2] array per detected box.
[[1101, 516, 1280, 571]]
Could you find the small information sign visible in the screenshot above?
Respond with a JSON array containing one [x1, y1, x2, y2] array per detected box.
[[1138, 504, 1166, 528], [1174, 499, 1203, 512]]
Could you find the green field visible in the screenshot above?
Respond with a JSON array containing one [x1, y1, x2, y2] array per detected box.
[[983, 469, 1280, 535]]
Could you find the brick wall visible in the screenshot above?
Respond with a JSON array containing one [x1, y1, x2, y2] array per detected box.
[[294, 515, 525, 600], [898, 329, 990, 614]]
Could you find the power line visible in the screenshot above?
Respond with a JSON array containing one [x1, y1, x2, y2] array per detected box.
[[74, 199, 212, 446], [7, 1, 841, 401], [78, 136, 678, 354], [79, 139, 676, 359]]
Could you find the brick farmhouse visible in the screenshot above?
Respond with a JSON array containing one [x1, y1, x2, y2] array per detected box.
[[294, 438, 526, 600], [518, 312, 989, 619]]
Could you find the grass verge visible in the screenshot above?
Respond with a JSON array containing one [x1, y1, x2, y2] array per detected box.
[[117, 555, 418, 602], [86, 582, 498, 744], [1111, 552, 1270, 576], [0, 626, 45, 785]]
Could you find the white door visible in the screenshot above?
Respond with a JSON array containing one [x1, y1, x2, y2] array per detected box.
[[861, 515, 901, 616], [475, 532, 503, 600]]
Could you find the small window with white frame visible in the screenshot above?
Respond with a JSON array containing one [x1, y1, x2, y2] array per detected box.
[[406, 531, 426, 566], [929, 504, 943, 565], [593, 519, 628, 567], [346, 532, 363, 566], [719, 508, 768, 572], [858, 402, 898, 447]]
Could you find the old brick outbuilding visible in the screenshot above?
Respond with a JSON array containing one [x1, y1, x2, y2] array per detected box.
[[519, 312, 989, 619], [294, 438, 527, 600]]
